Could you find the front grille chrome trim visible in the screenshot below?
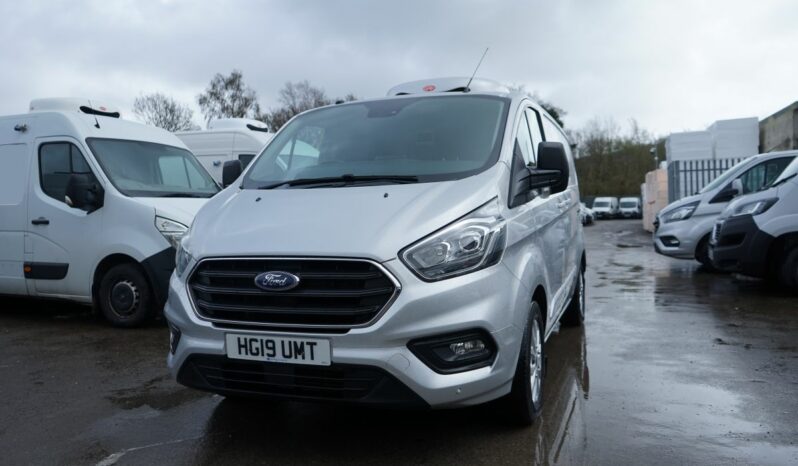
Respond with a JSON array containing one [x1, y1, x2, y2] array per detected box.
[[186, 256, 401, 330]]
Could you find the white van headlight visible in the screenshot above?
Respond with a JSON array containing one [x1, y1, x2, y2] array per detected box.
[[401, 198, 506, 281], [175, 237, 194, 278], [732, 198, 778, 217], [155, 216, 189, 249], [662, 201, 699, 223]]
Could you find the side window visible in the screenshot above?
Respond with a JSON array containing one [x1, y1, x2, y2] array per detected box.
[[39, 142, 95, 204], [738, 158, 793, 193], [525, 108, 544, 165], [514, 113, 534, 165]]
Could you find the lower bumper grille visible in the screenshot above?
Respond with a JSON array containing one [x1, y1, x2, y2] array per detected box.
[[177, 355, 427, 407]]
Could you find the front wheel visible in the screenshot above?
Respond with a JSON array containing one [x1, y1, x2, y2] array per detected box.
[[504, 302, 545, 426], [97, 263, 155, 327], [779, 246, 798, 292], [695, 238, 718, 272]]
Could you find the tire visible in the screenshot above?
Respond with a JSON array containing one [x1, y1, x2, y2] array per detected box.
[[97, 263, 155, 327], [560, 268, 585, 327], [695, 238, 718, 272], [504, 302, 545, 426], [779, 246, 798, 292]]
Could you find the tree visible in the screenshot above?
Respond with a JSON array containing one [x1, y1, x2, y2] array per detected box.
[[132, 93, 197, 131], [259, 80, 356, 131], [197, 70, 261, 125]]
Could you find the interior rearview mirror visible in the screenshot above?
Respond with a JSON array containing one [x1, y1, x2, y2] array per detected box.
[[222, 160, 243, 188], [65, 173, 104, 213]]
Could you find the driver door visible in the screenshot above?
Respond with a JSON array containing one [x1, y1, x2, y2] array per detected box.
[[26, 138, 105, 298]]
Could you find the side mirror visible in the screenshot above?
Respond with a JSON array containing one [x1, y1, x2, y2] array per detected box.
[[712, 179, 744, 203], [65, 174, 104, 213], [534, 142, 570, 194], [222, 160, 243, 188]]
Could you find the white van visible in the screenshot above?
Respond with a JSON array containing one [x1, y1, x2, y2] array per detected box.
[[0, 98, 219, 326], [619, 197, 642, 219], [654, 151, 795, 268], [591, 197, 619, 219], [176, 118, 271, 183], [710, 156, 798, 290], [166, 77, 586, 425]]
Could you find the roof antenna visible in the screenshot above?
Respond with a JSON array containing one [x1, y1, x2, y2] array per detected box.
[[465, 47, 489, 93], [88, 99, 100, 129]]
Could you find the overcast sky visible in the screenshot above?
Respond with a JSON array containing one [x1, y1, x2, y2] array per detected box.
[[2, 0, 796, 136]]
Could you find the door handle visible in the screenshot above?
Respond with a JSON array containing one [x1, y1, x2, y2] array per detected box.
[[31, 217, 49, 225]]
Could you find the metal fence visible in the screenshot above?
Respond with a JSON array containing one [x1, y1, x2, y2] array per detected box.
[[667, 158, 744, 202]]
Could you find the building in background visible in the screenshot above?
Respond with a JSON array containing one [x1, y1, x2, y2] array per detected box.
[[759, 101, 798, 153]]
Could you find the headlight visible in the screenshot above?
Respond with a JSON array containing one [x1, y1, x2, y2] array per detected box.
[[732, 198, 778, 217], [155, 216, 188, 249], [400, 198, 506, 281], [662, 201, 699, 223], [175, 237, 193, 278]]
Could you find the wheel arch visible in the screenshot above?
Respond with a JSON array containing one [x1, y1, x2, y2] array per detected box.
[[92, 254, 150, 307]]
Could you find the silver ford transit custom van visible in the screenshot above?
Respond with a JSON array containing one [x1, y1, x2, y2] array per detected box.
[[165, 78, 586, 424]]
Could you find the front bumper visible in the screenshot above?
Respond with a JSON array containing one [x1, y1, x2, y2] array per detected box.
[[709, 215, 773, 277], [165, 258, 526, 408], [653, 216, 713, 260]]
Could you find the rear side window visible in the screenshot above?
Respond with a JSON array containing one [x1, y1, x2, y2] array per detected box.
[[39, 142, 94, 204]]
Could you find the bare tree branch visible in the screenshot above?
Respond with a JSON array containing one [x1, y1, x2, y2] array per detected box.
[[132, 93, 197, 131]]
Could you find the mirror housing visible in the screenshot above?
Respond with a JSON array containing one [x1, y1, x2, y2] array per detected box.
[[731, 178, 743, 195], [508, 141, 570, 208], [712, 179, 744, 203], [65, 174, 104, 213], [222, 160, 243, 188], [536, 142, 569, 194]]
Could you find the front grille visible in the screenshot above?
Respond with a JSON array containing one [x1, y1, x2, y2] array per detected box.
[[177, 355, 427, 407], [188, 258, 398, 328]]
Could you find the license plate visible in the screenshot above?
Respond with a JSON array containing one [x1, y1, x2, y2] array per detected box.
[[225, 334, 331, 366]]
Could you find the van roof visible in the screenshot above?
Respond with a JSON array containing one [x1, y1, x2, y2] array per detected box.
[[387, 77, 511, 96], [175, 118, 271, 144]]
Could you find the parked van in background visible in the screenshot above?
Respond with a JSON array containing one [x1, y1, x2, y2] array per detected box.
[[592, 197, 619, 219], [619, 197, 642, 219], [166, 78, 586, 425], [710, 156, 798, 291], [0, 98, 219, 326], [176, 118, 271, 183], [654, 151, 795, 268]]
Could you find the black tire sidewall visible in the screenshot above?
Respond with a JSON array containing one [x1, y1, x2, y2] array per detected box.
[[780, 247, 798, 291], [561, 269, 585, 327], [98, 264, 153, 327]]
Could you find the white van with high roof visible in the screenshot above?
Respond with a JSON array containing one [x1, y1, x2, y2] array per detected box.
[[0, 98, 219, 326]]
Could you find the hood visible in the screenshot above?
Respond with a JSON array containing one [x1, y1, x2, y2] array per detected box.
[[132, 197, 208, 227], [187, 167, 504, 262]]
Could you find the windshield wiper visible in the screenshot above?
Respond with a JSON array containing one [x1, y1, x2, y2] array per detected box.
[[768, 173, 796, 189], [257, 174, 419, 189], [158, 193, 214, 198]]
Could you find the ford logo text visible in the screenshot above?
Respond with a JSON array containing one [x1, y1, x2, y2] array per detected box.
[[254, 271, 300, 291]]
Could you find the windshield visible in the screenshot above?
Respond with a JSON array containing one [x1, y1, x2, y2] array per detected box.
[[620, 201, 637, 208], [242, 95, 509, 188], [698, 158, 751, 194], [87, 138, 219, 198], [767, 156, 798, 187], [593, 201, 609, 208]]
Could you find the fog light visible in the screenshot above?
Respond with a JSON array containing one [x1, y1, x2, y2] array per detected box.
[[408, 330, 496, 374], [168, 322, 182, 354], [660, 235, 680, 247]]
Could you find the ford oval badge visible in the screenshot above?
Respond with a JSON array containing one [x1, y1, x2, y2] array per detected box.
[[254, 271, 300, 291]]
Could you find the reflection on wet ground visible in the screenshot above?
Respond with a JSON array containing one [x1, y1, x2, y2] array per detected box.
[[0, 220, 796, 465]]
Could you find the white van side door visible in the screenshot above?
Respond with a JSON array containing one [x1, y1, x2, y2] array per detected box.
[[0, 142, 31, 296], [26, 138, 105, 299]]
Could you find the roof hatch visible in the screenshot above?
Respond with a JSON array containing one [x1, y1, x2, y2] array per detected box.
[[29, 98, 121, 118]]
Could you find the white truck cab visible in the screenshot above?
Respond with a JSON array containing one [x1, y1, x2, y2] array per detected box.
[[619, 197, 642, 219], [0, 98, 219, 326], [710, 156, 798, 290], [176, 118, 271, 183], [591, 197, 619, 219]]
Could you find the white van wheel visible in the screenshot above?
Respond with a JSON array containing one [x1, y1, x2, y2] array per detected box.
[[98, 263, 154, 327], [779, 246, 798, 292]]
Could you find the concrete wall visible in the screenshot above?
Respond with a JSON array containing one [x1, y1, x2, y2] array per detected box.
[[760, 101, 798, 153]]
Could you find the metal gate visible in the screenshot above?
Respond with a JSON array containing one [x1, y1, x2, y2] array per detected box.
[[667, 158, 745, 202]]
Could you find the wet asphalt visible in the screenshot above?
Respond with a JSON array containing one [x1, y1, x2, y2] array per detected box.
[[1, 219, 796, 465]]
